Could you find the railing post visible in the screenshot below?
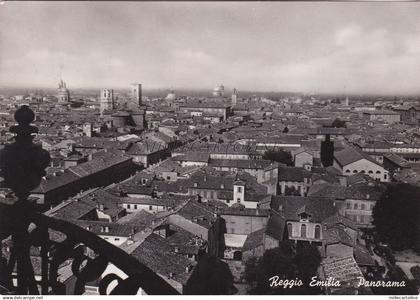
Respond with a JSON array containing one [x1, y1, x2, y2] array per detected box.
[[0, 105, 50, 294]]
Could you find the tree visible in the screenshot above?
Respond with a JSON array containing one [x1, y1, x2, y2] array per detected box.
[[185, 254, 236, 295], [294, 243, 322, 282], [330, 118, 346, 128], [263, 150, 293, 166], [372, 183, 420, 251], [245, 241, 322, 295], [283, 126, 289, 133]]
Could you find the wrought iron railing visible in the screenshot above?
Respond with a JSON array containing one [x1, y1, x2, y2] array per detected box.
[[0, 105, 179, 295]]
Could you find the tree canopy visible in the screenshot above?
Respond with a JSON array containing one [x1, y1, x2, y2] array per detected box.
[[372, 183, 420, 252], [263, 150, 293, 166], [330, 118, 347, 128], [245, 241, 321, 294], [185, 254, 236, 295]]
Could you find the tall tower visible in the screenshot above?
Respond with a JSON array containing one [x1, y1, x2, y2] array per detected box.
[[231, 88, 238, 106], [345, 96, 349, 106], [100, 88, 114, 114], [131, 83, 142, 106], [321, 134, 334, 167], [233, 179, 245, 205], [57, 79, 70, 103]]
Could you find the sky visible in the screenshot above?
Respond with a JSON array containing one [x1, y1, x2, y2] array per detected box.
[[1, 1, 420, 94]]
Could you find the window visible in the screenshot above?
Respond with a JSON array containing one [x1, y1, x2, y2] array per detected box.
[[149, 205, 153, 211], [167, 176, 171, 180], [353, 170, 358, 173], [354, 203, 358, 210], [370, 204, 374, 210], [314, 225, 321, 239], [361, 170, 366, 174], [346, 202, 351, 209], [300, 224, 307, 238], [127, 204, 131, 209], [345, 169, 350, 173], [134, 205, 137, 210], [384, 174, 387, 180], [361, 203, 365, 210], [376, 171, 381, 174], [115, 238, 120, 241], [237, 186, 242, 193], [368, 170, 373, 174]]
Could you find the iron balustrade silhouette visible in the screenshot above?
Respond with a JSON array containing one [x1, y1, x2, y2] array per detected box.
[[0, 105, 179, 295]]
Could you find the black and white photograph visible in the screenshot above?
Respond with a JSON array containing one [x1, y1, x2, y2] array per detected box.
[[0, 1, 420, 297]]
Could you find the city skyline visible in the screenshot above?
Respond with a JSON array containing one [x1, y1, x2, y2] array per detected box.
[[1, 2, 420, 95]]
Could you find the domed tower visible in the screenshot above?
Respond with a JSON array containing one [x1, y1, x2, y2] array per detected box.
[[212, 84, 225, 97], [57, 79, 70, 103], [165, 88, 176, 101]]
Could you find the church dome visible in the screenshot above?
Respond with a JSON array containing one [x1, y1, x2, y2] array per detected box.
[[165, 88, 176, 101], [165, 93, 176, 101], [212, 84, 225, 97]]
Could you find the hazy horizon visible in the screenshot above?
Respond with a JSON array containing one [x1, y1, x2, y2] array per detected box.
[[1, 2, 420, 95]]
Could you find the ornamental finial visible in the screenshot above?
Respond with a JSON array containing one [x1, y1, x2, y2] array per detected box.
[[9, 105, 38, 144], [0, 105, 50, 201]]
